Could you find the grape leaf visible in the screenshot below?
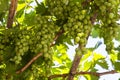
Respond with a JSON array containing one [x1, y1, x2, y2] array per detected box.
[[0, 0, 9, 11], [115, 30, 120, 41], [16, 4, 26, 18], [56, 34, 73, 46], [118, 52, 120, 60], [35, 2, 48, 15], [114, 62, 120, 71], [91, 28, 100, 38], [84, 74, 99, 80], [0, 12, 5, 22], [23, 11, 36, 26], [90, 75, 99, 80], [96, 60, 108, 69]]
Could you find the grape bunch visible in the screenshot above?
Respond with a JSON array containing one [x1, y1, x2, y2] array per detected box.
[[94, 0, 120, 52], [0, 15, 59, 65], [63, 1, 92, 47], [46, 0, 69, 20], [45, 0, 93, 52], [29, 15, 59, 61], [11, 29, 30, 64]]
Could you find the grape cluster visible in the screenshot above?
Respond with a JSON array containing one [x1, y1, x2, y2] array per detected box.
[[63, 1, 92, 47], [45, 0, 93, 52], [0, 15, 59, 64], [48, 0, 93, 56], [0, 28, 14, 55], [47, 0, 68, 20], [11, 30, 30, 64], [29, 15, 59, 60], [94, 0, 120, 52]]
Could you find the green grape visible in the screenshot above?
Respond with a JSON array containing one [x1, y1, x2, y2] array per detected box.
[[75, 37, 80, 43], [77, 33, 84, 37], [109, 13, 114, 19]]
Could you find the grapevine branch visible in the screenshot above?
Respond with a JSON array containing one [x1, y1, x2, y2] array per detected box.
[[16, 53, 43, 74], [16, 29, 64, 74], [7, 0, 18, 28], [67, 47, 83, 80], [48, 70, 117, 80], [50, 29, 64, 47]]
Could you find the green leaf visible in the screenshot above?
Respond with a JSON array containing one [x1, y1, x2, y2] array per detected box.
[[90, 68, 98, 72], [81, 50, 92, 62], [91, 28, 100, 38], [116, 31, 120, 41], [91, 25, 100, 38], [90, 75, 99, 80], [114, 62, 120, 71], [56, 34, 73, 46], [84, 74, 99, 80], [115, 25, 120, 41], [80, 61, 92, 71], [36, 2, 48, 15], [23, 11, 36, 26], [96, 60, 108, 69], [59, 65, 66, 69], [118, 52, 120, 60], [0, 0, 9, 11], [16, 8, 24, 19], [0, 12, 5, 22]]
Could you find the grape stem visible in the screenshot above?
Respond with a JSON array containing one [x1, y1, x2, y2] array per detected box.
[[16, 53, 43, 74], [35, 0, 39, 6], [67, 48, 83, 80], [50, 29, 64, 47], [7, 0, 18, 28], [48, 70, 117, 80]]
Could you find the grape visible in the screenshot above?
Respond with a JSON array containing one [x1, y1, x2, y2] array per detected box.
[[75, 37, 80, 43], [109, 13, 114, 19]]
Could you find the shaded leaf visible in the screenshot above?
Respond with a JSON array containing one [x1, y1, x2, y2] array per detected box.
[[84, 74, 99, 80], [96, 60, 108, 69], [118, 52, 120, 60], [56, 34, 73, 46], [114, 62, 120, 71], [36, 2, 49, 15], [90, 75, 99, 80], [0, 0, 9, 11], [23, 11, 36, 26], [0, 12, 5, 22], [115, 25, 120, 41], [91, 25, 100, 38]]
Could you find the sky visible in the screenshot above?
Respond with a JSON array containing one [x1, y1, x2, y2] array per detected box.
[[32, 0, 120, 80]]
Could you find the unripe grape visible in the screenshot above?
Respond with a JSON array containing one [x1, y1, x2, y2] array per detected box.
[[79, 15, 84, 20], [109, 13, 114, 19], [83, 19, 88, 24], [81, 10, 86, 15], [75, 37, 80, 43], [77, 33, 84, 37], [73, 25, 78, 29]]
